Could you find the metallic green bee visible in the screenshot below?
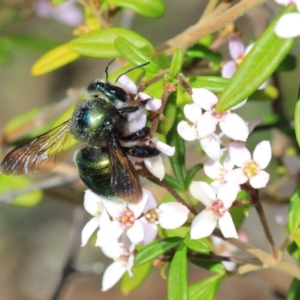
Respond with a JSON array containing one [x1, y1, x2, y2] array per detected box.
[[0, 70, 160, 204]]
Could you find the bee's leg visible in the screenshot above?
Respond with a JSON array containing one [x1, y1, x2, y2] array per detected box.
[[124, 146, 160, 158], [117, 100, 149, 116], [120, 127, 150, 142]]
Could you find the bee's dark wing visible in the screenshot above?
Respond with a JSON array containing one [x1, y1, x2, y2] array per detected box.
[[108, 133, 143, 204], [0, 120, 72, 175]]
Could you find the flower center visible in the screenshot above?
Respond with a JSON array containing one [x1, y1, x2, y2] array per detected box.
[[145, 209, 158, 224], [119, 210, 136, 229], [211, 106, 229, 120], [243, 159, 260, 177], [210, 200, 226, 218]]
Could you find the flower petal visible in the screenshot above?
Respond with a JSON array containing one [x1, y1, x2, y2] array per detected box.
[[253, 141, 271, 169], [190, 210, 217, 239], [197, 112, 218, 138], [154, 140, 175, 156], [274, 13, 300, 38], [118, 75, 137, 94], [228, 142, 251, 167], [128, 192, 148, 218], [144, 98, 162, 111], [84, 190, 104, 216], [204, 159, 223, 180], [225, 168, 248, 185], [142, 189, 157, 212], [158, 202, 189, 229], [221, 61, 237, 78], [102, 261, 127, 291], [102, 199, 125, 217], [144, 155, 165, 180], [229, 37, 245, 60], [219, 113, 249, 141], [192, 88, 218, 110], [177, 121, 197, 141], [189, 181, 215, 206], [96, 221, 124, 246], [200, 134, 221, 161], [127, 219, 144, 244], [139, 217, 157, 244], [81, 217, 99, 246], [184, 103, 202, 123], [218, 211, 238, 238], [101, 239, 126, 259], [249, 170, 270, 189], [217, 183, 240, 208]]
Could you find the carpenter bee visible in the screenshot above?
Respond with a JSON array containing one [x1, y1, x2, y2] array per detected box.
[[0, 65, 160, 204]]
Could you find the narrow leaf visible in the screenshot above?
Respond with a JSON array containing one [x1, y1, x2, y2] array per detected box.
[[115, 36, 159, 73], [184, 164, 203, 189], [32, 43, 80, 75], [168, 48, 184, 80], [69, 28, 154, 58], [288, 182, 300, 232], [108, 0, 165, 18], [135, 237, 182, 266], [295, 86, 300, 147], [190, 76, 229, 93], [120, 262, 152, 295], [168, 243, 188, 300], [189, 274, 225, 300], [287, 279, 300, 300], [217, 5, 296, 111], [184, 235, 212, 253], [189, 259, 225, 274]]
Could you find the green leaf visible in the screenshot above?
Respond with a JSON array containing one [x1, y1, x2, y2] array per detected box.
[[248, 85, 279, 101], [166, 111, 186, 186], [160, 226, 190, 239], [69, 28, 154, 59], [168, 48, 184, 80], [217, 5, 297, 111], [189, 274, 225, 300], [0, 39, 12, 63], [184, 235, 212, 253], [295, 86, 300, 148], [190, 76, 229, 93], [294, 232, 300, 249], [184, 164, 203, 189], [120, 262, 152, 295], [276, 54, 296, 72], [134, 237, 182, 266], [288, 182, 300, 232], [157, 91, 177, 134], [164, 174, 185, 192], [32, 43, 80, 75], [52, 0, 66, 5], [108, 0, 165, 18], [0, 174, 43, 207], [189, 258, 225, 274], [287, 279, 300, 300], [115, 36, 159, 73], [287, 241, 300, 260], [186, 44, 222, 64], [168, 243, 188, 300]]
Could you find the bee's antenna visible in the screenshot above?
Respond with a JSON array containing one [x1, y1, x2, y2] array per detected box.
[[105, 59, 116, 81], [115, 62, 150, 83]]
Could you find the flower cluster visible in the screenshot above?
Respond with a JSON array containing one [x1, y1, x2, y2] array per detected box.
[[177, 88, 272, 239], [82, 189, 190, 290], [274, 0, 300, 38]]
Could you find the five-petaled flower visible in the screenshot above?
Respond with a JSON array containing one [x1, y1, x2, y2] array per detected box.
[[189, 181, 239, 239]]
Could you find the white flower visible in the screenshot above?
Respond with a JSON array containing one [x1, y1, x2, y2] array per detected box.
[[227, 141, 272, 189], [81, 190, 111, 246], [189, 181, 239, 239], [101, 237, 135, 291], [274, 1, 300, 38]]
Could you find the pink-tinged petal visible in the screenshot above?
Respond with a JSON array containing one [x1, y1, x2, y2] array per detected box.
[[144, 98, 162, 111], [96, 221, 124, 246], [200, 134, 221, 161], [217, 183, 240, 208], [274, 13, 300, 38], [210, 181, 223, 194], [102, 199, 125, 217], [221, 61, 237, 78], [231, 99, 247, 110], [155, 140, 175, 156], [102, 261, 127, 291], [142, 189, 157, 213], [245, 43, 254, 56], [81, 217, 99, 246], [249, 170, 270, 189], [118, 75, 137, 94], [101, 240, 126, 259], [84, 189, 106, 216], [128, 192, 148, 218], [54, 2, 83, 26], [247, 119, 262, 134], [191, 210, 217, 239], [223, 153, 235, 171], [225, 168, 248, 185], [228, 142, 251, 167], [139, 217, 157, 244], [127, 219, 144, 244], [189, 181, 215, 206], [99, 209, 111, 227], [258, 79, 269, 90], [222, 261, 237, 271], [177, 121, 197, 141], [204, 159, 223, 180], [219, 113, 249, 141], [229, 37, 245, 60], [158, 202, 189, 229], [192, 88, 218, 110], [253, 141, 271, 169], [127, 109, 147, 132], [218, 212, 238, 238], [184, 103, 202, 123], [197, 112, 218, 138], [144, 155, 165, 180]]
